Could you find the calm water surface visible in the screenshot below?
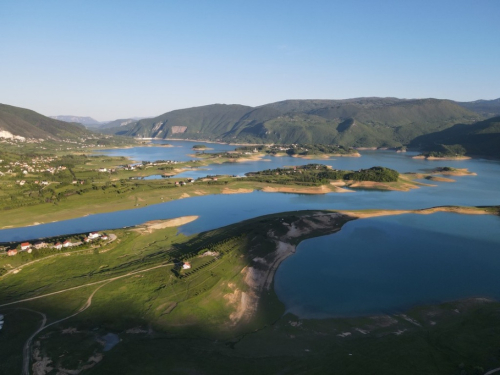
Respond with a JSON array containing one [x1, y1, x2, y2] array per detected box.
[[275, 213, 500, 317], [2, 141, 499, 316]]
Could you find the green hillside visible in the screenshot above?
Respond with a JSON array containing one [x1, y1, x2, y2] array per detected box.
[[456, 98, 500, 118], [410, 116, 500, 158], [106, 98, 479, 147], [0, 104, 92, 140]]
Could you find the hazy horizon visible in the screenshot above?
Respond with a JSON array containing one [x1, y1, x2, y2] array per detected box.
[[1, 0, 499, 121]]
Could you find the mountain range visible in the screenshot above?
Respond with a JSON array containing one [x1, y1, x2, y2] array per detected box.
[[2, 98, 500, 157], [0, 104, 92, 140], [410, 116, 500, 157], [456, 98, 500, 118], [50, 115, 102, 127], [102, 98, 484, 147], [50, 116, 147, 129]]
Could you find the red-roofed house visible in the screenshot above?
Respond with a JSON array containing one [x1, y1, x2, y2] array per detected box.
[[20, 242, 31, 251], [7, 249, 17, 256]]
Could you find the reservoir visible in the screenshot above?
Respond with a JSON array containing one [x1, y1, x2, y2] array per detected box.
[[275, 213, 500, 317], [1, 141, 499, 316]]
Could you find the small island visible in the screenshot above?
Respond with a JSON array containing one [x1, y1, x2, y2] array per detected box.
[[236, 144, 361, 158], [413, 144, 471, 160], [192, 144, 213, 150]]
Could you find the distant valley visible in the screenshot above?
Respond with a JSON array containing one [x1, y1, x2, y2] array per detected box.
[[3, 97, 500, 158], [97, 96, 500, 157], [51, 115, 147, 129]]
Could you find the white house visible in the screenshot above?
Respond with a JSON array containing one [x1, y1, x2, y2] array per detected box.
[[182, 262, 191, 270], [88, 232, 101, 239]]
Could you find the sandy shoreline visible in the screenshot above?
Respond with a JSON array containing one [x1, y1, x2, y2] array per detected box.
[[261, 185, 332, 194], [134, 216, 199, 232], [338, 206, 497, 219], [162, 138, 264, 146], [291, 152, 361, 159], [412, 155, 471, 160]]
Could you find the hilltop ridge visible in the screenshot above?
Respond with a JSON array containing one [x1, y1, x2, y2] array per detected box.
[[103, 98, 480, 148], [0, 104, 93, 141]]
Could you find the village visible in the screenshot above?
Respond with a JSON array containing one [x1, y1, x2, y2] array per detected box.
[[0, 231, 111, 257]]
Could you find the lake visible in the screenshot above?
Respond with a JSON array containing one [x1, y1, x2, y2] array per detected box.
[[275, 213, 500, 318], [1, 140, 499, 317]]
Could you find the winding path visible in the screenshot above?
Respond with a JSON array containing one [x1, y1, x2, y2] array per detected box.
[[0, 261, 172, 308], [21, 282, 112, 375], [485, 368, 500, 375], [3, 253, 223, 375]]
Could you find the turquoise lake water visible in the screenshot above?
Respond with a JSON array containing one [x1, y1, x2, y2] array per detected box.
[[1, 140, 499, 317]]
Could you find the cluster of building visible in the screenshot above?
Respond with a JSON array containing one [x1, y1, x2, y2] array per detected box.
[[83, 232, 108, 243], [174, 178, 196, 186], [3, 232, 109, 257], [16, 180, 51, 186], [0, 156, 67, 175]]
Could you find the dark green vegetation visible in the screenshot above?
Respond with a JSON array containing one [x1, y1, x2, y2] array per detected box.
[[246, 164, 399, 185], [0, 151, 170, 211], [0, 104, 93, 140], [98, 118, 144, 129], [1, 209, 500, 374], [456, 98, 500, 118], [236, 144, 358, 156], [104, 98, 479, 147], [77, 298, 500, 375], [411, 116, 500, 158]]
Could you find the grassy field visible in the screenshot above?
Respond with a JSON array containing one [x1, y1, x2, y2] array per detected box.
[[1, 150, 453, 229], [1, 208, 500, 374]]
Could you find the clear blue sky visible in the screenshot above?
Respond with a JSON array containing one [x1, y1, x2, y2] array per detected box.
[[1, 0, 499, 120]]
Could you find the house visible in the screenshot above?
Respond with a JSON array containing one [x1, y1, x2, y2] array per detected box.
[[101, 235, 109, 240], [34, 242, 47, 249], [7, 249, 17, 256], [53, 242, 63, 250], [84, 237, 91, 243], [182, 262, 191, 270], [187, 178, 195, 183], [88, 232, 101, 239], [98, 168, 107, 172], [20, 242, 31, 251], [63, 240, 72, 248]]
